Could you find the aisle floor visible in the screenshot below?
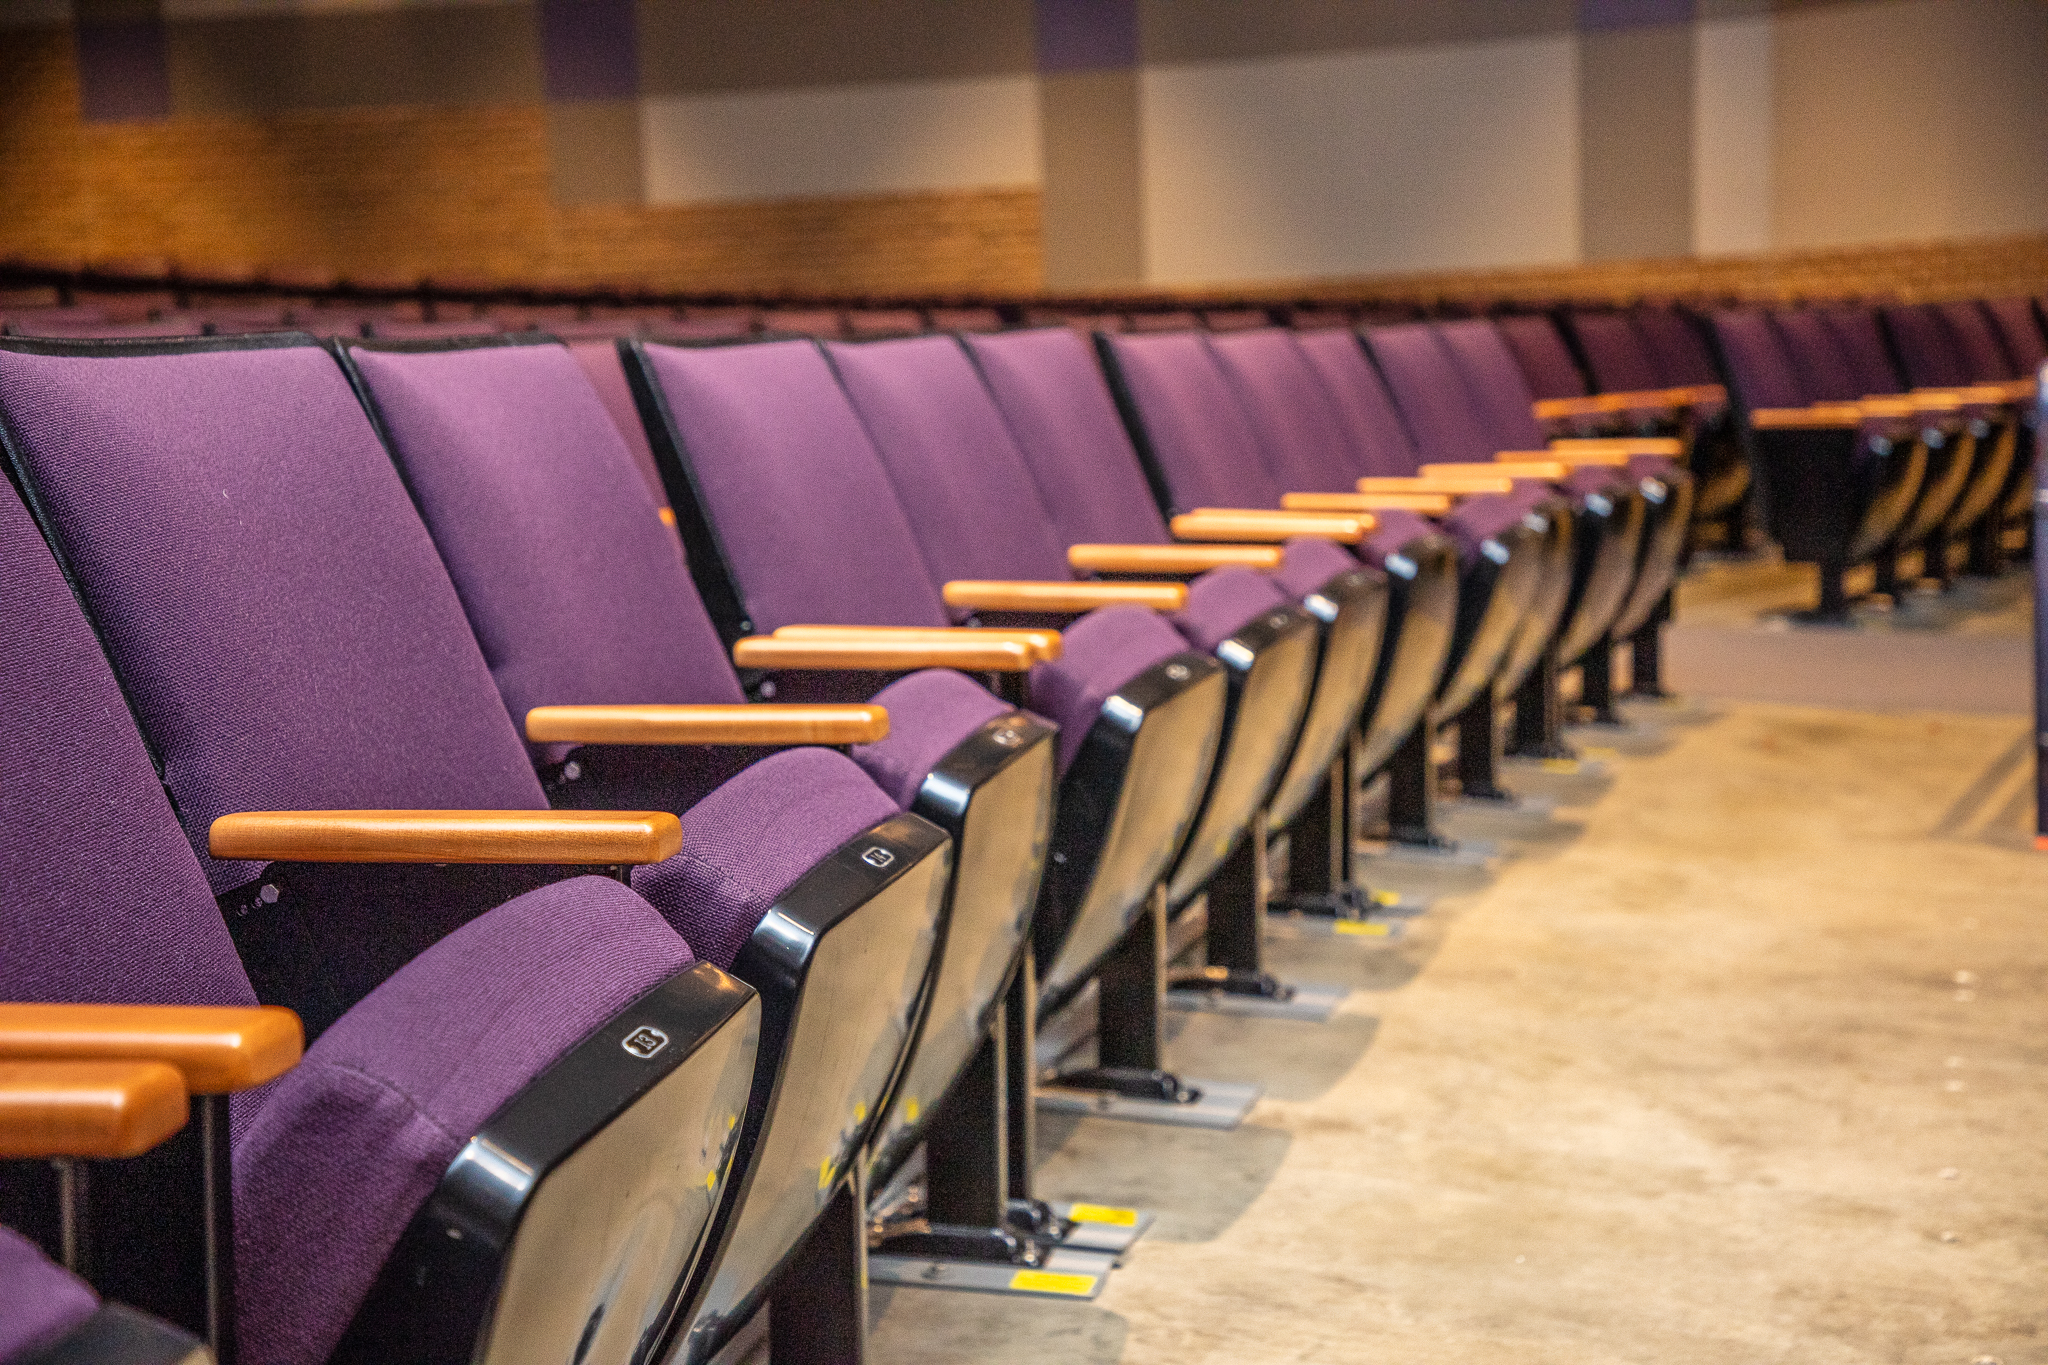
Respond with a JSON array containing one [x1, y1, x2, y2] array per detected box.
[[866, 698, 2048, 1363]]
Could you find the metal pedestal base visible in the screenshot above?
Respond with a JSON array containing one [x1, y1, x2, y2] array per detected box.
[[868, 1243, 1116, 1299], [1371, 834, 1500, 868], [1165, 977, 1348, 1022], [1036, 1077, 1261, 1129]]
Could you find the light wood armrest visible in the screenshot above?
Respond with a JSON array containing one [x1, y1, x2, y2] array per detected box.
[[1068, 543, 1284, 573], [942, 579, 1187, 614], [1420, 460, 1570, 480], [772, 624, 1061, 663], [1170, 510, 1369, 544], [0, 1060, 189, 1159], [1532, 395, 1623, 420], [0, 1004, 302, 1094], [1548, 437, 1682, 458], [733, 635, 1034, 673], [1355, 475, 1515, 495], [1985, 378, 2037, 403], [528, 703, 889, 747], [1281, 491, 1453, 514], [1751, 404, 1864, 429], [1864, 395, 1941, 418], [210, 810, 683, 865], [1665, 383, 1727, 405]]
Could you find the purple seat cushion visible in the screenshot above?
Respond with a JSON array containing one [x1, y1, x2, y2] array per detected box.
[[347, 344, 745, 765], [1026, 604, 1191, 773], [1818, 307, 1903, 396], [1772, 310, 1862, 402], [1364, 324, 1499, 465], [1570, 313, 1662, 394], [1293, 330, 1424, 477], [853, 669, 1017, 809], [0, 1229, 99, 1365], [1711, 311, 1807, 410], [960, 328, 1172, 548], [638, 340, 951, 629], [0, 343, 544, 894], [631, 747, 901, 970], [1101, 332, 1287, 512], [825, 337, 1075, 587], [1437, 493, 1531, 567], [1357, 508, 1447, 569], [1434, 319, 1548, 451], [234, 874, 692, 1365], [1273, 535, 1365, 601], [1205, 330, 1364, 493], [1495, 315, 1587, 399], [1172, 564, 1292, 653], [0, 479, 256, 1008]]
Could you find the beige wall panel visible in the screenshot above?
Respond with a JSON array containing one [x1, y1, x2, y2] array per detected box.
[[1774, 0, 2048, 250], [1692, 13, 1773, 256], [1140, 36, 1581, 286], [642, 76, 1039, 205], [546, 100, 642, 207], [1580, 23, 1694, 262], [1040, 70, 1144, 289]]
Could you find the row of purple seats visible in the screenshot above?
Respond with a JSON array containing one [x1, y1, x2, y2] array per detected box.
[[0, 333, 1045, 1364]]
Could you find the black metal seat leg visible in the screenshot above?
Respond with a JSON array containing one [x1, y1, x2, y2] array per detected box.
[[1386, 715, 1453, 849], [1505, 648, 1574, 761], [1579, 636, 1621, 726], [769, 1166, 869, 1365], [1453, 691, 1513, 800]]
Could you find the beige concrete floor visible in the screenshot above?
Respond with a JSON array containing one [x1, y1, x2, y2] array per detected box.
[[866, 701, 2048, 1364]]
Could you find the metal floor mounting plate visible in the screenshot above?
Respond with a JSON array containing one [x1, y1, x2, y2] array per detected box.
[[1035, 1077, 1262, 1129], [1164, 980, 1349, 1022], [1372, 836, 1500, 868], [869, 1245, 1117, 1299], [1050, 1201, 1157, 1255], [1267, 914, 1410, 943]]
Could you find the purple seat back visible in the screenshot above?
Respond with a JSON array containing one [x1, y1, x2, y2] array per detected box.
[[1292, 330, 1424, 477], [0, 477, 258, 1007], [346, 343, 746, 756], [1935, 301, 2016, 381], [759, 309, 847, 339], [1363, 323, 1499, 464], [364, 319, 503, 341], [824, 335, 1074, 583], [0, 339, 544, 895], [1099, 331, 1286, 512], [1632, 308, 1721, 386], [1570, 313, 1662, 393], [1125, 311, 1201, 333], [0, 1230, 100, 1364], [1433, 319, 1548, 451], [926, 308, 1004, 334], [1205, 330, 1367, 492], [1772, 310, 1863, 402], [959, 328, 1171, 547], [843, 310, 925, 339], [1985, 297, 2048, 373], [1882, 304, 1972, 389], [1709, 310, 1807, 410], [1494, 315, 1586, 399], [565, 339, 670, 506], [637, 339, 951, 629], [1817, 306, 1902, 396]]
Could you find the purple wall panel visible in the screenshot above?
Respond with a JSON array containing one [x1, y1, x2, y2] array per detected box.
[[1035, 0, 1138, 73], [538, 0, 638, 101], [75, 10, 172, 123]]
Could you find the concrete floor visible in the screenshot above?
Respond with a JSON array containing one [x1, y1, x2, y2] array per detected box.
[[865, 699, 2048, 1363]]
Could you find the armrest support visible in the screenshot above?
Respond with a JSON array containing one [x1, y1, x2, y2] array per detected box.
[[528, 703, 890, 747], [1170, 510, 1370, 544], [0, 1004, 302, 1094], [1068, 543, 1284, 574], [0, 1060, 189, 1159], [1281, 491, 1453, 514], [732, 635, 1035, 673], [942, 579, 1187, 614], [1750, 404, 1864, 430], [772, 624, 1061, 662], [209, 810, 683, 865]]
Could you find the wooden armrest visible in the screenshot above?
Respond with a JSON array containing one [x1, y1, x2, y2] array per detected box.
[[1665, 383, 1726, 406], [732, 635, 1034, 673], [1532, 395, 1622, 420], [1865, 395, 1943, 418], [0, 1004, 302, 1094], [0, 1061, 189, 1159], [1354, 475, 1515, 496], [209, 810, 683, 865], [772, 624, 1061, 663], [1068, 543, 1284, 573], [1170, 510, 1370, 544], [1547, 437, 1683, 458], [942, 579, 1187, 614], [1420, 460, 1570, 480], [1985, 378, 2037, 403], [528, 703, 889, 747], [1281, 491, 1453, 514], [1751, 404, 1864, 429]]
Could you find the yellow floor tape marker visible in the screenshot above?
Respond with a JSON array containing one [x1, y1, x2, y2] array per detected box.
[[1066, 1203, 1138, 1226], [1334, 920, 1392, 937], [1009, 1269, 1099, 1296]]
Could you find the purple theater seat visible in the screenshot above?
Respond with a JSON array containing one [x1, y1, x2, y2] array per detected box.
[[362, 317, 504, 340], [1495, 314, 1587, 399], [0, 1230, 100, 1365], [1633, 308, 1722, 387], [0, 469, 746, 1365], [1936, 301, 2018, 382], [1883, 304, 1974, 390], [1570, 313, 1662, 394], [1363, 323, 1501, 464], [1774, 309, 1865, 402], [1985, 298, 2048, 373], [1124, 310, 1200, 333], [4, 318, 205, 339], [1203, 309, 1271, 332], [842, 309, 924, 338], [1817, 305, 1904, 396], [566, 338, 673, 508], [758, 308, 846, 339], [925, 307, 1004, 334]]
